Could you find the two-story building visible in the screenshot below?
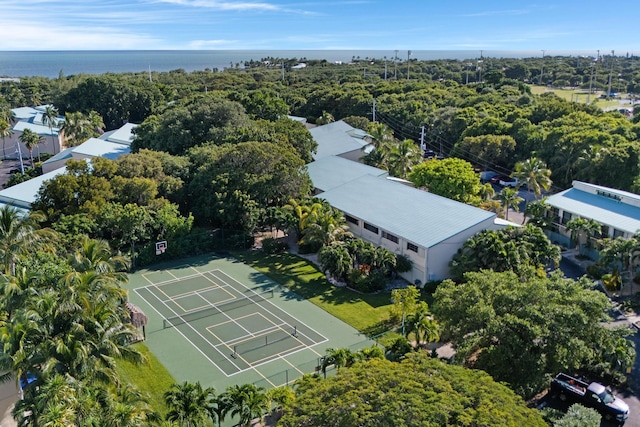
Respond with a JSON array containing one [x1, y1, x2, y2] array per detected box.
[[545, 180, 640, 250]]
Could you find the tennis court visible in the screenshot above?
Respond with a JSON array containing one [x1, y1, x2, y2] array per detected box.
[[126, 254, 376, 390], [135, 269, 327, 376]]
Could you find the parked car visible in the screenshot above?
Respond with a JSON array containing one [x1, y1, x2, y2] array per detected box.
[[551, 373, 629, 425], [490, 174, 509, 185], [499, 177, 519, 188], [480, 171, 498, 183]]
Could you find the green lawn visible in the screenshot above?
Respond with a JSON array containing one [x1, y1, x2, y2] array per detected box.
[[235, 251, 398, 335], [529, 85, 631, 109], [116, 342, 176, 419]]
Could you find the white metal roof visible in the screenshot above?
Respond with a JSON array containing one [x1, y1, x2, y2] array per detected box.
[[319, 174, 496, 248]]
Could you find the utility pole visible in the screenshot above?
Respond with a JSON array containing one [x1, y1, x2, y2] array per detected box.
[[407, 50, 411, 80], [372, 100, 376, 123], [593, 49, 600, 92], [540, 50, 545, 85], [607, 50, 615, 98], [420, 125, 426, 151], [16, 143, 24, 175], [587, 62, 595, 104], [394, 50, 398, 79], [384, 56, 387, 80], [281, 62, 285, 81]]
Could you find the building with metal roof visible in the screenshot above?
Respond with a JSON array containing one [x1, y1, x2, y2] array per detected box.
[[7, 105, 64, 159], [41, 123, 137, 173], [0, 167, 68, 209], [308, 157, 501, 284], [308, 120, 373, 161], [545, 181, 640, 248], [306, 156, 388, 193], [2, 122, 137, 210]]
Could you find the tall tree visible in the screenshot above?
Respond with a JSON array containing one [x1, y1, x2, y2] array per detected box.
[[512, 157, 552, 208], [164, 381, 213, 427], [497, 187, 524, 221], [0, 119, 12, 160], [0, 206, 52, 275], [42, 105, 59, 154], [19, 128, 43, 166], [432, 269, 635, 398], [281, 353, 547, 427]]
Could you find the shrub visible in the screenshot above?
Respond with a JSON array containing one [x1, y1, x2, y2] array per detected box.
[[586, 264, 603, 279], [261, 237, 288, 254], [395, 254, 412, 273]]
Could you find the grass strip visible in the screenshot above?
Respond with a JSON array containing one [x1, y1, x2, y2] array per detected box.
[[235, 251, 396, 334], [116, 342, 176, 419]]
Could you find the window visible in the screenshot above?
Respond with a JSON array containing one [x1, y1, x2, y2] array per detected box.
[[363, 222, 379, 234], [600, 225, 609, 238], [407, 242, 418, 253], [382, 231, 399, 243], [613, 228, 624, 238], [561, 211, 572, 225], [345, 215, 359, 225]]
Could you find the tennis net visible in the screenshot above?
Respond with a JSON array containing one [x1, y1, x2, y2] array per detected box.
[[163, 289, 274, 328], [231, 327, 297, 357]]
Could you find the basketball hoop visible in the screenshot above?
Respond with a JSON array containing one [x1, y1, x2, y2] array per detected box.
[[155, 240, 167, 255]]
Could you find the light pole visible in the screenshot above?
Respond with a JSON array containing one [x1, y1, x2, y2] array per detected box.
[[407, 50, 412, 80], [540, 50, 545, 85]]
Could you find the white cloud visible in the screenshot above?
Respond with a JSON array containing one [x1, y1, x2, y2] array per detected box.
[[0, 22, 165, 50], [152, 0, 280, 11]]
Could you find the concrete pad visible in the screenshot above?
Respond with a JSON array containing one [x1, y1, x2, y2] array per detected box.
[[0, 380, 18, 427]]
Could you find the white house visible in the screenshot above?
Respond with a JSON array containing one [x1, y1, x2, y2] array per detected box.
[[545, 181, 640, 248], [41, 123, 137, 173], [6, 105, 64, 159], [307, 155, 504, 284], [0, 122, 137, 211]]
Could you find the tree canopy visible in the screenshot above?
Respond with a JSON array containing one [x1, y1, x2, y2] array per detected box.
[[280, 352, 546, 427], [432, 269, 635, 398]]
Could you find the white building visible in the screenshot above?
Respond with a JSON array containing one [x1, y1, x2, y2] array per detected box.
[[307, 155, 504, 284]]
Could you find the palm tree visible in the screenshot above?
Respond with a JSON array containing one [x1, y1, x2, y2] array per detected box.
[[43, 105, 59, 154], [0, 119, 12, 160], [497, 187, 524, 221], [316, 111, 334, 125], [367, 122, 394, 150], [512, 157, 552, 208], [61, 111, 104, 147], [318, 243, 352, 280], [566, 217, 601, 254], [320, 348, 355, 378], [19, 128, 43, 165], [404, 302, 439, 349], [0, 206, 53, 275], [225, 384, 268, 427], [478, 182, 495, 201], [387, 139, 422, 178], [208, 393, 231, 427], [164, 381, 214, 427]]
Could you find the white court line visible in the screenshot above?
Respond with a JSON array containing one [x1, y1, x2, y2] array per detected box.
[[133, 287, 244, 375], [212, 270, 327, 356], [135, 268, 330, 377]]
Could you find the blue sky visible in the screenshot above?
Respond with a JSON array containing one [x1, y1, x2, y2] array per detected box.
[[1, 0, 638, 52]]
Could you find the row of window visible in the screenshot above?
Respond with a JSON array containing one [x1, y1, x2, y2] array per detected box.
[[557, 211, 624, 238], [346, 216, 418, 253]]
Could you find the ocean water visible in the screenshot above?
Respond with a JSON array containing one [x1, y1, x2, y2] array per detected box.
[[0, 49, 602, 79]]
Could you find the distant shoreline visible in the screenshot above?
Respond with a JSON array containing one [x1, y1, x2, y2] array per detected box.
[[2, 49, 638, 79]]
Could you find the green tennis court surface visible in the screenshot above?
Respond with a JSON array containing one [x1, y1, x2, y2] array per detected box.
[[126, 254, 378, 391], [135, 269, 327, 376]]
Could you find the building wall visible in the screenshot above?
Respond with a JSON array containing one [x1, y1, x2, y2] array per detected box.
[[3, 132, 60, 160], [339, 212, 501, 286]]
